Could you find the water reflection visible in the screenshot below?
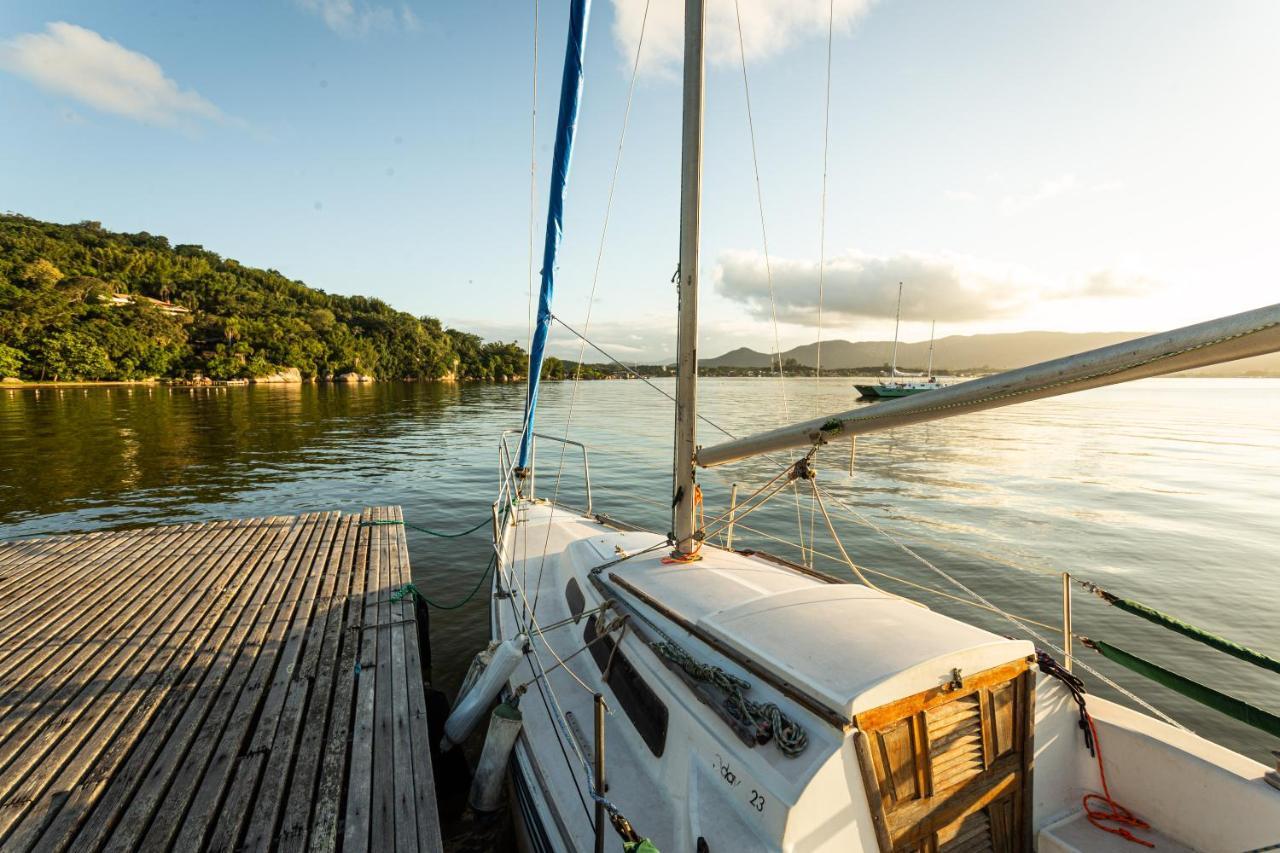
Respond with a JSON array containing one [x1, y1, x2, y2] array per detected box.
[[2, 377, 1278, 761]]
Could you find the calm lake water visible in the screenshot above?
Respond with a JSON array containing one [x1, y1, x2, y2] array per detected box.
[[2, 377, 1277, 761]]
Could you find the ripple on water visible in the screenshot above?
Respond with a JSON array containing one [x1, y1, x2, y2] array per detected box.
[[1, 376, 1277, 760]]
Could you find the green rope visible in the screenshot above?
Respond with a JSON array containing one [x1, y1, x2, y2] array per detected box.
[[360, 516, 490, 538], [1084, 638, 1280, 739], [1086, 584, 1280, 675], [390, 555, 495, 610]]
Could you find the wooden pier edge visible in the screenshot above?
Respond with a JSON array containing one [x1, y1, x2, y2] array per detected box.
[[0, 507, 442, 852]]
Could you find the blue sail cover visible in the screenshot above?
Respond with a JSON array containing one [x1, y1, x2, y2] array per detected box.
[[518, 0, 592, 472]]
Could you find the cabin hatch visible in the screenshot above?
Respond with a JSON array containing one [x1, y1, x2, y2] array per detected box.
[[854, 659, 1035, 852]]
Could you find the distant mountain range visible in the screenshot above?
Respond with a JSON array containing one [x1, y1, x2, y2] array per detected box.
[[700, 331, 1280, 376]]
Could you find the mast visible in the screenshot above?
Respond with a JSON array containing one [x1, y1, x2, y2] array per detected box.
[[672, 0, 706, 555], [516, 0, 592, 476], [889, 282, 902, 377], [926, 320, 935, 378]]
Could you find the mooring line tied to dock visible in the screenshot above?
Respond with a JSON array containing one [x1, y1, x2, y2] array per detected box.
[[360, 516, 490, 538], [390, 553, 496, 611]]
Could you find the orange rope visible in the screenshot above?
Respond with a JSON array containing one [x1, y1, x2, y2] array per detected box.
[[663, 485, 705, 564], [1082, 712, 1154, 847]]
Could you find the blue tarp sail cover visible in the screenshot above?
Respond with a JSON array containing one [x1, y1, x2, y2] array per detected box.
[[518, 0, 592, 472]]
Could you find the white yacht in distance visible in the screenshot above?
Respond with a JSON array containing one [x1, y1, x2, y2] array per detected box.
[[451, 1, 1280, 851]]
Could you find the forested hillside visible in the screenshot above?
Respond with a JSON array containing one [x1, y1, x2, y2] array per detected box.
[[0, 214, 527, 382]]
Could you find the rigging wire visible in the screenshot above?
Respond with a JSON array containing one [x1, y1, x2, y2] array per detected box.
[[813, 480, 1187, 728], [731, 0, 809, 563], [493, 512, 595, 826], [814, 0, 834, 398], [530, 0, 651, 618], [500, 518, 643, 831], [536, 323, 1068, 584], [723, 517, 1064, 632], [525, 0, 540, 381], [807, 0, 837, 568]]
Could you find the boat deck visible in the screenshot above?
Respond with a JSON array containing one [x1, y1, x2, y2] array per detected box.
[[0, 507, 441, 852]]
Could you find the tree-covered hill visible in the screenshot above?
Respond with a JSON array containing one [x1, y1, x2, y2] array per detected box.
[[0, 214, 527, 382]]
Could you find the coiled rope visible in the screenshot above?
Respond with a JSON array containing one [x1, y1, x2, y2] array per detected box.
[[651, 638, 808, 757]]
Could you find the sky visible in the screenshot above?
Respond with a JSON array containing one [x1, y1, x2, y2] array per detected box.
[[2, 0, 1279, 362]]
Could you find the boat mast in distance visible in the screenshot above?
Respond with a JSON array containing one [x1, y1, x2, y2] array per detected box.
[[927, 320, 936, 379], [672, 0, 705, 556], [889, 281, 902, 377]]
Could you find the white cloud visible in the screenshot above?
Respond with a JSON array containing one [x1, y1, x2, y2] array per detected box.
[[296, 0, 420, 36], [0, 22, 223, 126], [994, 174, 1126, 216], [714, 249, 1162, 325], [612, 0, 875, 76]]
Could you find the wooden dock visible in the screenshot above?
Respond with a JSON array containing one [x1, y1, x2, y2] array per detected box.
[[0, 507, 442, 852]]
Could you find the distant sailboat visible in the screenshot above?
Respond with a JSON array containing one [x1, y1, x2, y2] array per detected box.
[[855, 285, 945, 399]]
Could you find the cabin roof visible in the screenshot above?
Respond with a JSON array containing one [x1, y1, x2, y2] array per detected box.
[[576, 529, 1032, 718]]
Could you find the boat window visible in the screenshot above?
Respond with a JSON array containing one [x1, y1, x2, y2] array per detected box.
[[584, 615, 668, 757], [565, 578, 585, 623]]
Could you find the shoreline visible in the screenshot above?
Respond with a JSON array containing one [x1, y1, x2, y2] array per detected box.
[[4, 372, 1278, 390]]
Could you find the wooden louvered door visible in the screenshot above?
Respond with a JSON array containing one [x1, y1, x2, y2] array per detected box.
[[853, 659, 1034, 853]]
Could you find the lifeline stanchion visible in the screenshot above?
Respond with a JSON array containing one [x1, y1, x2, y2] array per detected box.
[[726, 482, 739, 549], [594, 693, 607, 853], [1063, 571, 1073, 672]]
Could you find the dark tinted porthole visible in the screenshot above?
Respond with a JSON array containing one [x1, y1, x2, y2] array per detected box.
[[565, 577, 585, 623], [583, 615, 668, 757]]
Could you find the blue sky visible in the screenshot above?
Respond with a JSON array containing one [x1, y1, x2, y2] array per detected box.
[[3, 1, 1278, 361]]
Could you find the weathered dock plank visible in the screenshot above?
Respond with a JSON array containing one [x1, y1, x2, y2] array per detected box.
[[0, 508, 441, 852]]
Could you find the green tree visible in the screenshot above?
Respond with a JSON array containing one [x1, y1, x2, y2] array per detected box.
[[0, 213, 527, 383], [540, 356, 564, 380], [0, 344, 23, 377], [35, 331, 112, 380], [21, 258, 63, 288]]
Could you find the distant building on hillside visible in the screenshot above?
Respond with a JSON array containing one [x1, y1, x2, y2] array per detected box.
[[98, 292, 190, 316]]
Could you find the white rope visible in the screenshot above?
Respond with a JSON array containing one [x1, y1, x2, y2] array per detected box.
[[813, 482, 1187, 728], [725, 517, 1064, 632], [811, 479, 880, 590]]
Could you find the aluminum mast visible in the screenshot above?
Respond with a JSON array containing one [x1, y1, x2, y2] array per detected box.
[[672, 0, 706, 554]]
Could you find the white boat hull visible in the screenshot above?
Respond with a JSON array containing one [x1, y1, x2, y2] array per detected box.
[[490, 500, 1280, 852]]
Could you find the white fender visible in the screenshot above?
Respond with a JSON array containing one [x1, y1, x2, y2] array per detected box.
[[441, 634, 525, 750], [468, 702, 524, 812]]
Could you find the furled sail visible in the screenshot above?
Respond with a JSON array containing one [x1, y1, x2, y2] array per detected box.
[[518, 0, 592, 472], [697, 301, 1280, 467]]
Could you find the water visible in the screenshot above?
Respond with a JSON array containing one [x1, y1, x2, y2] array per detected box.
[[2, 377, 1277, 761]]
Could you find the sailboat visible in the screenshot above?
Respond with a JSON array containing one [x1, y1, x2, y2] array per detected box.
[[473, 1, 1280, 850], [855, 287, 945, 400]]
